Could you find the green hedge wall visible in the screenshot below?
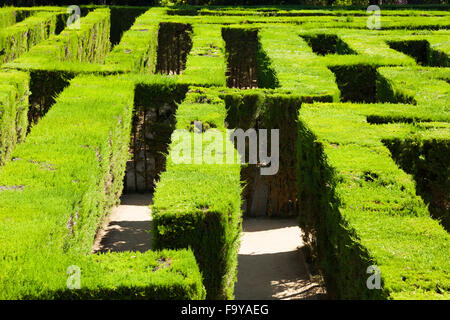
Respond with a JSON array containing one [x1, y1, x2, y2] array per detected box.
[[0, 74, 133, 297], [0, 8, 16, 29], [258, 26, 339, 100], [377, 66, 450, 107], [297, 102, 450, 299], [0, 74, 205, 299], [4, 8, 112, 126], [220, 89, 302, 216], [106, 8, 162, 73], [179, 24, 227, 87], [384, 137, 449, 231], [7, 8, 111, 68], [0, 83, 17, 165], [152, 87, 242, 300], [38, 250, 206, 300]]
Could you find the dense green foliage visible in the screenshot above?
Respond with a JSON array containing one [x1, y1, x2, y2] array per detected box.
[[106, 9, 161, 73], [0, 8, 16, 29], [0, 71, 29, 165], [0, 75, 205, 299], [152, 87, 242, 300], [0, 11, 60, 64], [0, 4, 449, 300], [297, 102, 449, 299]]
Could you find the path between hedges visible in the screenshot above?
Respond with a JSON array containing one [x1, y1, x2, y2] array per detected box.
[[92, 196, 326, 299], [234, 218, 327, 300]]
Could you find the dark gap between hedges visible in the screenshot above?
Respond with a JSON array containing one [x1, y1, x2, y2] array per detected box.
[[14, 9, 32, 23], [166, 8, 199, 16], [223, 92, 299, 217], [156, 22, 193, 75], [387, 39, 449, 67], [302, 34, 356, 56], [123, 84, 188, 194], [329, 65, 377, 103]]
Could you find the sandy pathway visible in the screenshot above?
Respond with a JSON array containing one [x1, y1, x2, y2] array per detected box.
[[92, 193, 153, 253], [234, 218, 326, 300], [93, 196, 325, 299]]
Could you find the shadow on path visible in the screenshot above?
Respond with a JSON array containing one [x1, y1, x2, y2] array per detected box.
[[235, 218, 327, 300]]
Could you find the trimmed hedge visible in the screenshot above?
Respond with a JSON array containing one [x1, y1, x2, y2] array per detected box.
[[5, 8, 112, 125], [0, 8, 16, 29], [387, 38, 449, 67], [259, 26, 339, 100], [297, 102, 450, 299], [220, 88, 302, 216], [0, 74, 205, 299], [106, 8, 162, 73], [0, 11, 58, 64], [0, 70, 29, 165], [6, 8, 111, 67], [377, 66, 450, 106], [179, 24, 226, 87], [152, 87, 242, 300], [329, 64, 378, 102], [37, 250, 206, 300], [384, 137, 449, 231], [0, 4, 448, 301], [375, 66, 449, 231]]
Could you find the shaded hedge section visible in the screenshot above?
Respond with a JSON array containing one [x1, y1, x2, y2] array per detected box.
[[222, 27, 259, 89], [296, 120, 387, 299], [125, 78, 188, 193], [303, 34, 356, 56], [329, 65, 377, 103], [387, 40, 449, 67], [156, 22, 193, 75], [0, 11, 58, 64]]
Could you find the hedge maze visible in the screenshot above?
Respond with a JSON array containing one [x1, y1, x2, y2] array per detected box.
[[0, 5, 449, 300]]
